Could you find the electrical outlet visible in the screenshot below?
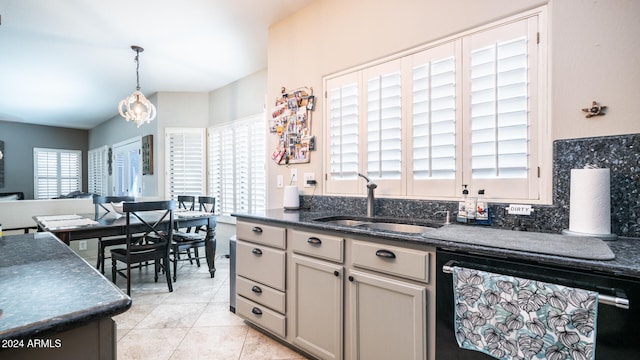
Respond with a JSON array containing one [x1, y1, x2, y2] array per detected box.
[[290, 168, 298, 183], [79, 240, 87, 251], [277, 175, 284, 188], [304, 172, 315, 187]]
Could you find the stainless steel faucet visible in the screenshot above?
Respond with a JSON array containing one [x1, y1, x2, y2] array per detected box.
[[358, 173, 378, 217]]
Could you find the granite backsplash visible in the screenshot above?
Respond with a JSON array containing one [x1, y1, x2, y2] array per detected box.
[[300, 133, 640, 237]]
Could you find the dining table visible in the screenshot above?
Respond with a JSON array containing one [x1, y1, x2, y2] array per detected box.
[[32, 209, 217, 278]]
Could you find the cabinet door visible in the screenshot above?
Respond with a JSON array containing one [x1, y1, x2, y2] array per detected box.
[[290, 254, 344, 360], [347, 269, 427, 360]]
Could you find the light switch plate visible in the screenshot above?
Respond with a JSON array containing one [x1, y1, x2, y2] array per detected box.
[[277, 175, 284, 188], [290, 168, 298, 183]]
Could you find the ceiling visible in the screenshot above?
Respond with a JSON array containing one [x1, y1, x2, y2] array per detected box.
[[0, 0, 314, 130]]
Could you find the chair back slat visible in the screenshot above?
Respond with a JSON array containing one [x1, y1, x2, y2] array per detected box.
[[177, 196, 196, 211], [93, 195, 135, 215], [198, 196, 215, 214]]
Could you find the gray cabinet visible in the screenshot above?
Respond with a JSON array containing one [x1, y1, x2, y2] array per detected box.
[[346, 269, 427, 360], [235, 221, 435, 360], [235, 221, 287, 338], [346, 239, 433, 360], [290, 254, 343, 360]]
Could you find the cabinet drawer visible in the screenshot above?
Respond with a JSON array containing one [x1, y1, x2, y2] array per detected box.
[[237, 276, 286, 313], [237, 240, 286, 291], [290, 230, 344, 262], [351, 240, 431, 283], [237, 221, 286, 249], [237, 296, 286, 338]]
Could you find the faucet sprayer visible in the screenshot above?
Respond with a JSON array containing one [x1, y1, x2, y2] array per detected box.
[[358, 173, 378, 190], [358, 173, 377, 217]]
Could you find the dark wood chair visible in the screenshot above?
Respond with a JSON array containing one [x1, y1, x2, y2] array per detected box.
[[111, 200, 175, 295], [93, 195, 135, 274], [171, 196, 216, 281]]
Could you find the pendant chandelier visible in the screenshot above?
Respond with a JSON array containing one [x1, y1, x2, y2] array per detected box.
[[118, 45, 156, 127]]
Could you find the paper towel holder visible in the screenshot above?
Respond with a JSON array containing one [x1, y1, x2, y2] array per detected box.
[[562, 229, 617, 241]]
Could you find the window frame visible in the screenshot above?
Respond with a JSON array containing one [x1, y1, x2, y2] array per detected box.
[[323, 6, 549, 203], [33, 147, 82, 199], [165, 128, 207, 200], [208, 113, 266, 217]]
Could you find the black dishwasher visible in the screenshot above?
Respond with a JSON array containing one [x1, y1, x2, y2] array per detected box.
[[436, 249, 640, 359]]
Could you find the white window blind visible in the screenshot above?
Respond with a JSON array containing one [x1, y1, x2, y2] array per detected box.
[[323, 7, 546, 202], [165, 128, 206, 200], [88, 146, 108, 196], [464, 16, 540, 200], [412, 54, 456, 180], [208, 114, 265, 216], [366, 65, 402, 181], [33, 148, 82, 199], [408, 41, 461, 198], [470, 37, 528, 179]]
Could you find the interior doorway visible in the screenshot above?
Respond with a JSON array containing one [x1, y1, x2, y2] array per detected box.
[[112, 137, 142, 197]]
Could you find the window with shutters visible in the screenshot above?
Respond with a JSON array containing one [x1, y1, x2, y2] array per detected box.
[[208, 114, 266, 216], [165, 128, 206, 200], [324, 7, 547, 202], [33, 148, 82, 199], [88, 146, 108, 196]]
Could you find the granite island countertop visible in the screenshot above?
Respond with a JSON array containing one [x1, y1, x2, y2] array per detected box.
[[0, 232, 131, 340], [233, 209, 640, 280]]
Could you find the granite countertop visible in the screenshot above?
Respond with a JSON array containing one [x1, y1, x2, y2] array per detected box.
[[233, 209, 640, 280], [0, 232, 132, 340]]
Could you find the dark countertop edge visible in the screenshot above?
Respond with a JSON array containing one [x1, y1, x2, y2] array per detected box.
[[232, 211, 640, 280], [0, 297, 132, 341]]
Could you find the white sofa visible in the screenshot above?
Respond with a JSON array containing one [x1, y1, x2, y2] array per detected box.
[[0, 198, 95, 234]]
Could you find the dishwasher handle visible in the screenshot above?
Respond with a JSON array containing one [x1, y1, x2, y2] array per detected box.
[[442, 260, 630, 310]]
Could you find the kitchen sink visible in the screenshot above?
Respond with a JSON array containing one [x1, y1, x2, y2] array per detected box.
[[313, 215, 443, 234]]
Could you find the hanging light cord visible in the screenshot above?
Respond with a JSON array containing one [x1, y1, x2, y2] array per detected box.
[[134, 49, 141, 91]]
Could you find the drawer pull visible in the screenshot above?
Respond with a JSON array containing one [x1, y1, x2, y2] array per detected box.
[[252, 226, 263, 234], [251, 248, 263, 256], [252, 307, 263, 315], [348, 275, 354, 282], [251, 285, 263, 294], [334, 271, 340, 277], [375, 249, 396, 259], [307, 237, 322, 245]]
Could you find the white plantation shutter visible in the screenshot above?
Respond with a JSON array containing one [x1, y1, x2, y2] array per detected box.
[[408, 41, 461, 198], [366, 62, 402, 181], [34, 148, 82, 199], [208, 114, 265, 216], [323, 8, 545, 202], [166, 128, 206, 200], [325, 73, 361, 195], [88, 146, 108, 196], [465, 16, 539, 199]]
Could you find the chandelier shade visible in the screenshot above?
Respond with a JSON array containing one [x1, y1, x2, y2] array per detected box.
[[118, 45, 156, 127]]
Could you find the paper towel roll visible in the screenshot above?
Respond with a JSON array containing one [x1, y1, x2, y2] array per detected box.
[[568, 168, 611, 236]]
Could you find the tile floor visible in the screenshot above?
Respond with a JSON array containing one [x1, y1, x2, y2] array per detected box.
[[85, 253, 310, 360]]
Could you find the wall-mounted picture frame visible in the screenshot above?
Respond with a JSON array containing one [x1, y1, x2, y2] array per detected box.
[[270, 87, 314, 165], [142, 135, 153, 175]]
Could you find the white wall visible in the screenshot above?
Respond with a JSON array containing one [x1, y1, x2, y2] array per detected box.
[[208, 69, 267, 126], [266, 0, 640, 208]]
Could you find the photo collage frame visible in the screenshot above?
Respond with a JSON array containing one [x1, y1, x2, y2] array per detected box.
[[270, 87, 315, 165]]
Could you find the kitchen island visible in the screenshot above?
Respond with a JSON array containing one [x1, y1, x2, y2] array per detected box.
[[233, 209, 640, 360], [0, 232, 131, 360]]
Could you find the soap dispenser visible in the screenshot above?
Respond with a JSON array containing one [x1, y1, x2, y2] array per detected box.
[[475, 189, 491, 225], [465, 188, 477, 221], [456, 185, 469, 223]]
